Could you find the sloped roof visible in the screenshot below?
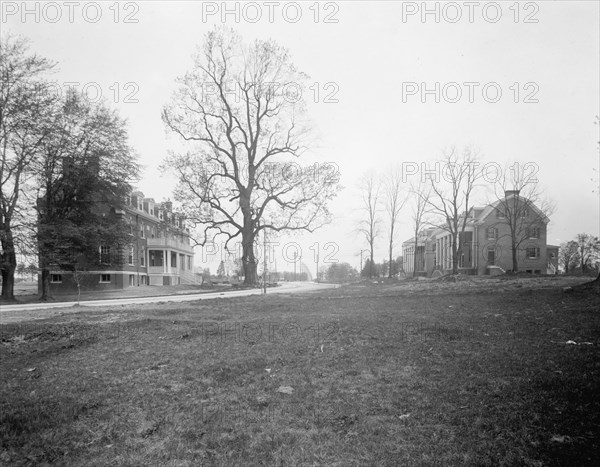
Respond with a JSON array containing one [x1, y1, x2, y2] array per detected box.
[[475, 193, 549, 225]]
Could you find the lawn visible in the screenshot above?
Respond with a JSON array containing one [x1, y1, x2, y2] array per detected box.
[[1, 277, 599, 466]]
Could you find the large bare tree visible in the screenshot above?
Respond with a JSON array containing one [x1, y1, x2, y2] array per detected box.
[[383, 168, 407, 278], [0, 34, 55, 300], [356, 173, 381, 279], [162, 29, 340, 285], [426, 147, 482, 274], [489, 163, 554, 272]]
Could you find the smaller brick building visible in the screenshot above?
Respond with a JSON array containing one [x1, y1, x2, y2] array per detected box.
[[402, 191, 559, 276]]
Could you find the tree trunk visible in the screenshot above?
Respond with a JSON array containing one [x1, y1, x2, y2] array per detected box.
[[241, 225, 257, 285], [413, 233, 418, 278], [451, 233, 458, 274], [369, 244, 374, 278], [388, 236, 393, 279], [40, 268, 51, 301], [1, 229, 17, 301], [512, 243, 518, 272]]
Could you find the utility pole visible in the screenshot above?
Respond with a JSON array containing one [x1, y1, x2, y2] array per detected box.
[[263, 226, 267, 294], [360, 249, 368, 276], [316, 248, 320, 283], [293, 251, 297, 281]]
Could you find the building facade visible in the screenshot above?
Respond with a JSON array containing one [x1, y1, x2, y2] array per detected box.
[[402, 191, 559, 276], [40, 190, 196, 293]]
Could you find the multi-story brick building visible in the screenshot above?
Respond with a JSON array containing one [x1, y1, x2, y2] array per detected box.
[[40, 190, 196, 293], [402, 190, 559, 276]]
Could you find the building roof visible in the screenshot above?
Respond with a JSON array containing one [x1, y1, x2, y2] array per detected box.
[[475, 193, 550, 225]]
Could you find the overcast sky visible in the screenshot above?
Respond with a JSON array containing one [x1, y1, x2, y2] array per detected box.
[[3, 1, 599, 273]]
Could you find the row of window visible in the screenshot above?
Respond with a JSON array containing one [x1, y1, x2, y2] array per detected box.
[[100, 246, 192, 269], [486, 246, 540, 265], [51, 274, 111, 283], [486, 226, 540, 240], [127, 197, 185, 228], [130, 222, 190, 244]]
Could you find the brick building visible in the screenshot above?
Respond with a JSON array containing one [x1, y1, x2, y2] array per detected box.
[[402, 191, 559, 276], [40, 190, 196, 293]]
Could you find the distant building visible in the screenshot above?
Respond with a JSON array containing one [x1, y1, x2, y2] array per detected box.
[[402, 191, 559, 276], [39, 190, 196, 293]]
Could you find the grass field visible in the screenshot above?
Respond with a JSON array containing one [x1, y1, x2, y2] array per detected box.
[[1, 277, 599, 466]]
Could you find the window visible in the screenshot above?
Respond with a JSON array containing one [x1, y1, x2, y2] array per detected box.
[[487, 246, 496, 265], [128, 246, 134, 265], [140, 249, 146, 267], [100, 274, 111, 283], [51, 274, 62, 283], [526, 247, 540, 259], [180, 254, 185, 270], [150, 250, 164, 267], [171, 252, 177, 268], [528, 226, 540, 239], [140, 222, 145, 238], [187, 256, 192, 270], [129, 275, 135, 286], [496, 209, 506, 219], [486, 227, 497, 240], [99, 245, 110, 264]]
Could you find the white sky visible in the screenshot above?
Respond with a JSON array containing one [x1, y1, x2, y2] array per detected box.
[[3, 1, 599, 273]]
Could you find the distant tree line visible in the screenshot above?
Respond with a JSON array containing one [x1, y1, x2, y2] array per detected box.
[[559, 233, 600, 275]]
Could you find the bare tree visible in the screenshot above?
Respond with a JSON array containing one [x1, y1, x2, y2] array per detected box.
[[409, 180, 430, 277], [426, 147, 481, 274], [0, 34, 56, 300], [383, 168, 407, 278], [489, 163, 555, 272], [162, 29, 340, 285], [356, 173, 381, 278]]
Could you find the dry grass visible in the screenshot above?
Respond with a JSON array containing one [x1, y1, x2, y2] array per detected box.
[[1, 277, 599, 466]]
